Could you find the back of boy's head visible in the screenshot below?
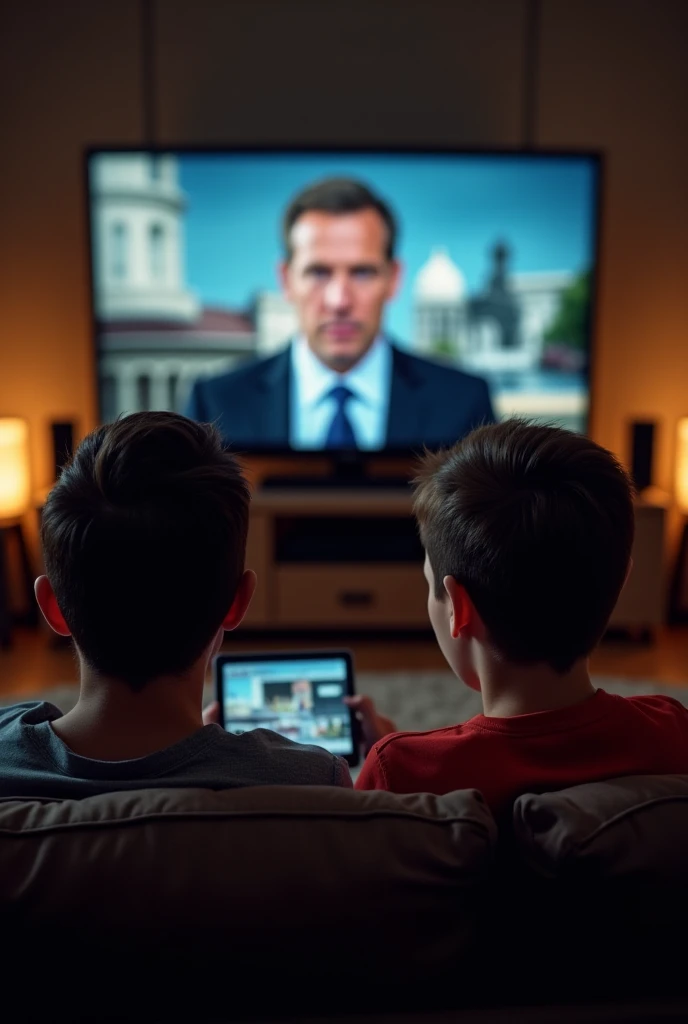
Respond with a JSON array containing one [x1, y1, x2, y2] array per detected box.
[[41, 412, 250, 691], [413, 420, 635, 673]]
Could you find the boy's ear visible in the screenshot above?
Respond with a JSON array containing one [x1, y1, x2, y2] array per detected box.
[[222, 570, 257, 631], [443, 576, 472, 640], [34, 576, 71, 636]]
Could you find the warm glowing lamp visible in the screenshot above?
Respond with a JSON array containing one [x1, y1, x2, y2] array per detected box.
[[0, 418, 30, 521], [670, 416, 688, 622], [676, 417, 688, 513]]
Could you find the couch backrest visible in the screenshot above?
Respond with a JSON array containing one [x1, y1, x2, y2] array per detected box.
[[501, 774, 688, 1006], [0, 784, 495, 1019], [513, 773, 688, 879], [5, 773, 688, 1019]]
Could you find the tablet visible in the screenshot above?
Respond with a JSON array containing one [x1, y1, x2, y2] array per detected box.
[[214, 650, 359, 767]]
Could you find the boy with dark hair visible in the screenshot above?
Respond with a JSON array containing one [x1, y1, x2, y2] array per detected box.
[[0, 412, 351, 796], [350, 420, 688, 814]]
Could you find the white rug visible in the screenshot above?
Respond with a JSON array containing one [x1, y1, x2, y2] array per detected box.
[[3, 672, 688, 732]]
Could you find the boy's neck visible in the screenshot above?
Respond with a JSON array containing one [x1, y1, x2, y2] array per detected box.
[[50, 657, 207, 760], [476, 655, 595, 719]]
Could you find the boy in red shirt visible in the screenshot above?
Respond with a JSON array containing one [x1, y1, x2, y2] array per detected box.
[[349, 419, 688, 816]]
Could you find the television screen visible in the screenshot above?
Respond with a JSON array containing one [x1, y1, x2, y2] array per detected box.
[[86, 148, 600, 450]]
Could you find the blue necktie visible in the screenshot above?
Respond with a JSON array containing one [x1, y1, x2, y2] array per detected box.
[[324, 385, 357, 449]]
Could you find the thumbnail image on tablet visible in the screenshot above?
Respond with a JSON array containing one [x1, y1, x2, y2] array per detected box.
[[214, 650, 359, 766]]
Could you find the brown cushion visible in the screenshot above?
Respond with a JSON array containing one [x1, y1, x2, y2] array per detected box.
[[512, 774, 688, 879], [493, 776, 688, 1007], [0, 785, 495, 1018]]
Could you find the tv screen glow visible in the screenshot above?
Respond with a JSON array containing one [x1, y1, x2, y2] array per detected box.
[[86, 148, 600, 450]]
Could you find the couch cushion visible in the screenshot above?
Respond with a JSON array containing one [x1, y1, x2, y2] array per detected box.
[[500, 776, 688, 1007], [0, 785, 495, 1019], [512, 773, 688, 879]]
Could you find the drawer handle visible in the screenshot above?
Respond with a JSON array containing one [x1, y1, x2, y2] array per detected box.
[[338, 590, 374, 607]]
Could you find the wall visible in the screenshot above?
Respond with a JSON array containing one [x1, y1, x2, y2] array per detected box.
[[538, 0, 688, 493], [1, 0, 687, 560]]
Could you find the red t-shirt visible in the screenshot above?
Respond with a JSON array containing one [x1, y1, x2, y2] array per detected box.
[[355, 689, 688, 816]]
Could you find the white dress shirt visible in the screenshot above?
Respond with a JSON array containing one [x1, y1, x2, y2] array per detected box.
[[289, 335, 392, 450]]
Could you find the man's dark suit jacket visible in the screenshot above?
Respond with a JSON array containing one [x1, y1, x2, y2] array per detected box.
[[184, 342, 495, 449]]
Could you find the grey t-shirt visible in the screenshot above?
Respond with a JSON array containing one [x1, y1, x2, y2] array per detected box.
[[0, 701, 352, 799]]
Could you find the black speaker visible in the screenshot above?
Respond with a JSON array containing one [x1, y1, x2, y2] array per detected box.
[[630, 421, 655, 492], [51, 422, 75, 481]]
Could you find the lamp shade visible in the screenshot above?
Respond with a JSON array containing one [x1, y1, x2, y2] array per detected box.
[[0, 418, 30, 520], [676, 417, 688, 513]]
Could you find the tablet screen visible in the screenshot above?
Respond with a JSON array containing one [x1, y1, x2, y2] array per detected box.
[[217, 653, 356, 759]]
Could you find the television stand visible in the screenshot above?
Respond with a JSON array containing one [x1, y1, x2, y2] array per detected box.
[[242, 487, 428, 630], [260, 453, 412, 491], [260, 474, 412, 491], [239, 488, 668, 635]]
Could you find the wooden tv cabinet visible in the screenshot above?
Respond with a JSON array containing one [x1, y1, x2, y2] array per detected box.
[[243, 489, 426, 630], [241, 488, 668, 634]]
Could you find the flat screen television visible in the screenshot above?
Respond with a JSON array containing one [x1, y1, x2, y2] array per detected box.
[[85, 147, 601, 465]]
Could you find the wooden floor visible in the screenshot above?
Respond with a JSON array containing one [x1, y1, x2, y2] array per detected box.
[[2, 623, 688, 697]]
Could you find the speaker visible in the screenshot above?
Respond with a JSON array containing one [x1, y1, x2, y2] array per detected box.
[[630, 421, 655, 493], [51, 422, 75, 481]]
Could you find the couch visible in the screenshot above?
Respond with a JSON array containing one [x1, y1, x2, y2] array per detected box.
[[2, 776, 688, 1023]]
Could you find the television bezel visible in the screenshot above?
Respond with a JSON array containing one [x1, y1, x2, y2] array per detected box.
[[83, 144, 604, 458]]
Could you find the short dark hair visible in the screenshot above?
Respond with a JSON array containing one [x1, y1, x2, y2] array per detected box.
[[413, 420, 635, 673], [41, 412, 250, 691], [282, 177, 398, 261]]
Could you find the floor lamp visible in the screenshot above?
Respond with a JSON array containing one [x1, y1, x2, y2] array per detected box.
[[0, 418, 36, 647], [669, 417, 688, 623]]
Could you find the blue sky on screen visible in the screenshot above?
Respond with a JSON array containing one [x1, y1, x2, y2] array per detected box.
[[224, 674, 253, 704], [179, 153, 598, 341]]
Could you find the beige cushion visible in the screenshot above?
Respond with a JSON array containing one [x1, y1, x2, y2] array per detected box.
[[0, 785, 495, 1017], [512, 774, 688, 878]]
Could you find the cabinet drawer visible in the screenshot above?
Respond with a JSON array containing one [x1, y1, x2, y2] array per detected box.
[[275, 565, 428, 627]]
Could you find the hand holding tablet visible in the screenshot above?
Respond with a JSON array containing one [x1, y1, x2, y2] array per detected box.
[[215, 649, 360, 767]]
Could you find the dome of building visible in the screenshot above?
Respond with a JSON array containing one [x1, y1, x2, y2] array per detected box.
[[414, 247, 467, 303]]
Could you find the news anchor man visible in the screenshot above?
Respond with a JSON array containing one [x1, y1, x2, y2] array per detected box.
[[185, 177, 495, 449]]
